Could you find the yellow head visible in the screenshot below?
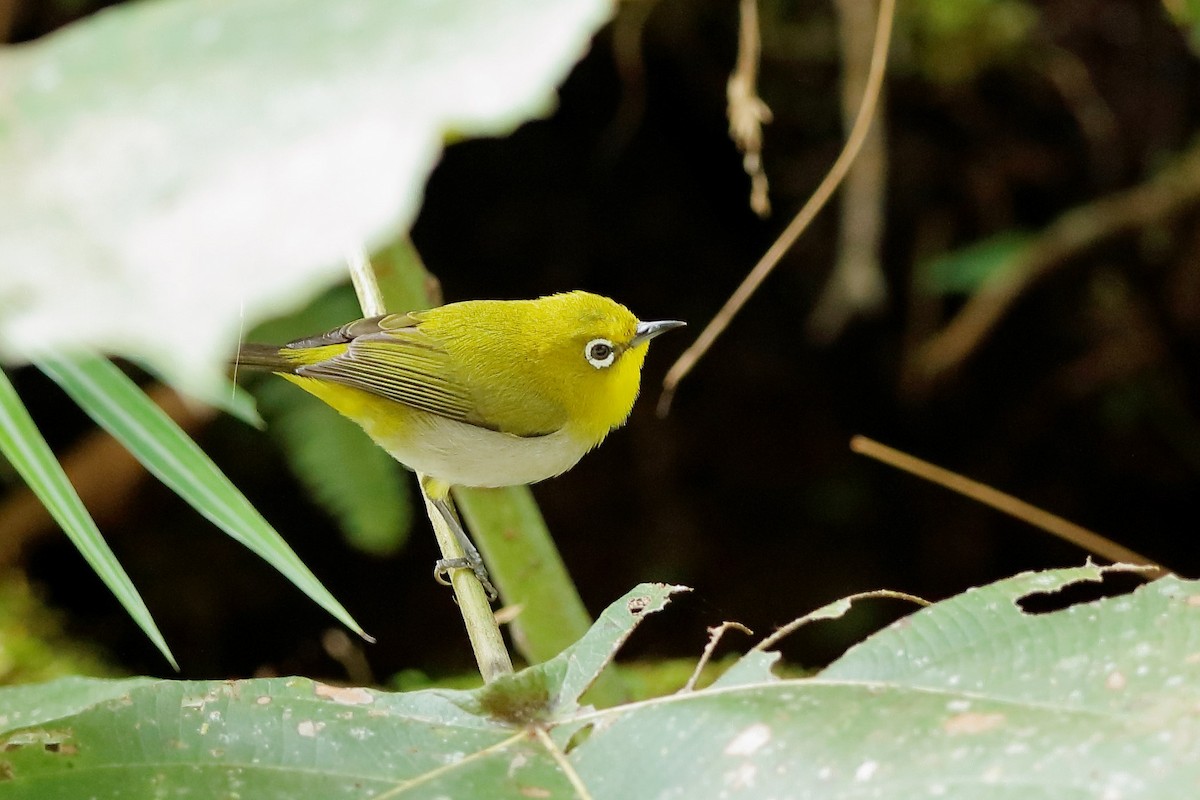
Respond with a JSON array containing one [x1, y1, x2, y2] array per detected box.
[[418, 291, 684, 444]]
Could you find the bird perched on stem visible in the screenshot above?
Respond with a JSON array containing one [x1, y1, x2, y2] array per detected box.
[[236, 290, 684, 598]]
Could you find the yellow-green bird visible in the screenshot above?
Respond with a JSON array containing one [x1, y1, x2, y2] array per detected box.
[[236, 290, 684, 598]]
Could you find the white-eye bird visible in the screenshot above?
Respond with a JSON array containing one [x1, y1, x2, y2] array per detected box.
[[236, 290, 684, 598]]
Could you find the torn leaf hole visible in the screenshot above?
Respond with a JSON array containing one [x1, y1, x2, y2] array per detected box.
[[1017, 571, 1143, 615], [563, 723, 593, 754]]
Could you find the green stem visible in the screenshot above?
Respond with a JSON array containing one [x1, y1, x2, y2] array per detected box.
[[349, 251, 513, 683], [419, 477, 513, 682]]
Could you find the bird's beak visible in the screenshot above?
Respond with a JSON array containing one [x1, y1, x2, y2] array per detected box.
[[631, 319, 686, 348]]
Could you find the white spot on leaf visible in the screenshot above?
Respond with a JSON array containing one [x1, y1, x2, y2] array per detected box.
[[297, 720, 325, 738], [724, 722, 771, 756], [855, 760, 878, 782]]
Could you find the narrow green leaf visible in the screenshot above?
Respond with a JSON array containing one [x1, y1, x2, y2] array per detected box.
[[36, 354, 370, 642], [919, 230, 1034, 295], [0, 370, 177, 669]]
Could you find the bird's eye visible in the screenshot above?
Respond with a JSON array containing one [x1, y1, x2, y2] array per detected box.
[[584, 338, 616, 369]]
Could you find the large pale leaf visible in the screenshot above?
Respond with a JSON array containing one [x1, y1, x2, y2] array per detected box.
[[0, 0, 611, 390]]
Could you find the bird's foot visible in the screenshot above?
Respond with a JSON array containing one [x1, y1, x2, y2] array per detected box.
[[434, 557, 498, 602]]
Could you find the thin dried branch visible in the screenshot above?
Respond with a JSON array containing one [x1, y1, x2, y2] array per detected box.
[[659, 0, 896, 416], [850, 436, 1171, 578]]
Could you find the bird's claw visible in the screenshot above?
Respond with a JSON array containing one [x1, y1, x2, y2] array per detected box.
[[434, 558, 498, 602]]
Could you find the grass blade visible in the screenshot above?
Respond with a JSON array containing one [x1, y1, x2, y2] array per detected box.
[[37, 354, 371, 643], [0, 369, 177, 669]]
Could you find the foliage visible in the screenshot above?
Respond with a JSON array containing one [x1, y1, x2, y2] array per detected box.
[[899, 0, 1039, 84], [0, 0, 613, 661], [0, 573, 119, 685], [0, 0, 613, 392], [254, 377, 413, 556], [1, 567, 1196, 798], [919, 231, 1034, 295]]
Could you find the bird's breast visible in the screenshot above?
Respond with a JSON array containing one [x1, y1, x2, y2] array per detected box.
[[375, 412, 594, 488]]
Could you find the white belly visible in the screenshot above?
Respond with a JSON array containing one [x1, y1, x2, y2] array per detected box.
[[366, 412, 592, 488]]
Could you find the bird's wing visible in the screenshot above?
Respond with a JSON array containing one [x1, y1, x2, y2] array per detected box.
[[289, 314, 485, 428]]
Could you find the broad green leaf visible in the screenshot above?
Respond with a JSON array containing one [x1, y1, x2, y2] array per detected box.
[[255, 378, 412, 556], [9, 569, 1195, 797], [36, 354, 369, 641], [0, 583, 679, 797], [0, 371, 176, 669], [920, 230, 1034, 295], [577, 566, 1200, 798], [0, 677, 154, 733], [0, 0, 613, 393]]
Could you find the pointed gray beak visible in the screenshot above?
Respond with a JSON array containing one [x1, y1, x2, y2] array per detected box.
[[631, 319, 686, 348]]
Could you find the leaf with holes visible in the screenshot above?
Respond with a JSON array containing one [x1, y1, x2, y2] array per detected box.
[[0, 584, 681, 798], [4, 570, 1200, 799]]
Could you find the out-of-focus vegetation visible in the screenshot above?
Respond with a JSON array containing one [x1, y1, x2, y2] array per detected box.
[[0, 572, 118, 684]]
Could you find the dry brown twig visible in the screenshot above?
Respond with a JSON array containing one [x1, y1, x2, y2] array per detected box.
[[850, 435, 1171, 579], [658, 0, 897, 416]]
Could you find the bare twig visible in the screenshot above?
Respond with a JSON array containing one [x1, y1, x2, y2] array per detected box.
[[850, 435, 1171, 579], [682, 621, 753, 692], [658, 0, 896, 416], [418, 477, 513, 682], [911, 144, 1200, 388], [727, 0, 773, 217], [348, 248, 385, 317]]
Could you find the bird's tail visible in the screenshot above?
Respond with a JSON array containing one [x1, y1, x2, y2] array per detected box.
[[233, 343, 294, 373]]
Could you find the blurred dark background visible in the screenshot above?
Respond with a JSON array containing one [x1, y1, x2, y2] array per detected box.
[[4, 0, 1200, 683]]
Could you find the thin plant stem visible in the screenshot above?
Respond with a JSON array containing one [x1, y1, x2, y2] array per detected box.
[[347, 252, 514, 682], [418, 476, 513, 682]]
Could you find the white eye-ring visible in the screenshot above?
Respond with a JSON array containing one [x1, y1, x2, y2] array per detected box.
[[584, 338, 616, 369]]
